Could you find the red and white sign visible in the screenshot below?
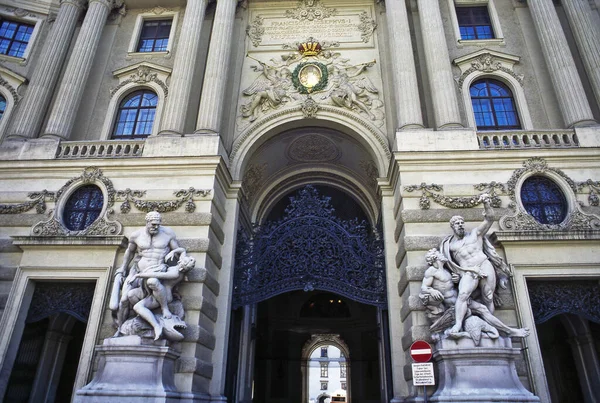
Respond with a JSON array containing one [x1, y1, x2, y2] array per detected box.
[[410, 340, 433, 363]]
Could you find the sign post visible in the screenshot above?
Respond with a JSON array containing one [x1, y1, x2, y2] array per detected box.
[[410, 341, 435, 403]]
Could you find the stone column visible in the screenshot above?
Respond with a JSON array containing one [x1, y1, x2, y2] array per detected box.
[[561, 0, 600, 108], [7, 0, 85, 140], [158, 0, 207, 135], [385, 0, 423, 130], [42, 0, 115, 139], [528, 0, 596, 127], [417, 0, 463, 129], [195, 0, 237, 134]]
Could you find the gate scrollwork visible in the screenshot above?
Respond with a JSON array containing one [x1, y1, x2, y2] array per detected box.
[[233, 186, 386, 308]]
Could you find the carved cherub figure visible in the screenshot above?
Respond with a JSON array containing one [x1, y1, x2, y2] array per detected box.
[[241, 57, 296, 121], [323, 61, 379, 119]]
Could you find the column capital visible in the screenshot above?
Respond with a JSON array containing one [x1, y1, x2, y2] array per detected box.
[[60, 0, 87, 10]]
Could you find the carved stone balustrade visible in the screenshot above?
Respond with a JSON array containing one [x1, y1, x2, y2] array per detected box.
[[56, 140, 145, 159], [477, 130, 579, 150]]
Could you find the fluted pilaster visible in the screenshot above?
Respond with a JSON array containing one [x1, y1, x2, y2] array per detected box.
[[159, 0, 208, 135], [385, 0, 423, 130], [43, 0, 113, 139], [195, 0, 237, 134], [417, 0, 462, 129], [528, 0, 596, 127], [561, 0, 600, 109], [7, 0, 85, 140]]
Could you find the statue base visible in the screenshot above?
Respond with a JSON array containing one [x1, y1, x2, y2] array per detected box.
[[429, 336, 539, 402], [74, 336, 183, 403]]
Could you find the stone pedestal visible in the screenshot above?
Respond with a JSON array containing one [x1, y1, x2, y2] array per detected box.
[[74, 336, 181, 403], [430, 337, 539, 403]]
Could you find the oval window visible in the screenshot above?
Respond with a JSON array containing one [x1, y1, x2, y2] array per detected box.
[[63, 185, 104, 230], [520, 176, 568, 225]]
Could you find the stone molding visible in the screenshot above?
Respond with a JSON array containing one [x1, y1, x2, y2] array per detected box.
[[404, 182, 504, 210], [454, 49, 523, 89], [110, 62, 171, 98]]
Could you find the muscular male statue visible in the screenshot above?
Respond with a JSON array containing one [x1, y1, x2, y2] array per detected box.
[[110, 211, 184, 337], [440, 194, 512, 335], [420, 248, 529, 338]]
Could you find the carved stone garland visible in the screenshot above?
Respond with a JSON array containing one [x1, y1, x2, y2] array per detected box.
[[15, 167, 213, 236], [32, 167, 123, 236], [116, 187, 211, 213], [404, 182, 504, 210], [577, 179, 600, 207], [499, 157, 600, 231], [0, 190, 55, 214], [528, 281, 600, 325]]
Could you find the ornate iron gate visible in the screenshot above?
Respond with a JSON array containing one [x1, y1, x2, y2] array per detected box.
[[233, 186, 386, 308]]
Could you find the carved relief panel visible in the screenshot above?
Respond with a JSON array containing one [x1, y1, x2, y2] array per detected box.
[[237, 0, 384, 134]]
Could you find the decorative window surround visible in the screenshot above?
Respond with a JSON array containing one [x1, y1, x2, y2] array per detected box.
[[102, 62, 171, 139], [0, 7, 44, 64], [454, 49, 533, 130], [499, 157, 600, 231], [447, 0, 505, 47], [0, 66, 26, 139], [127, 8, 179, 58]]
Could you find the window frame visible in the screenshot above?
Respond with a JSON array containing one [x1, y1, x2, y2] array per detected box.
[[102, 62, 171, 140], [520, 175, 569, 225], [0, 11, 43, 63], [62, 184, 105, 231], [470, 78, 521, 131], [128, 10, 179, 57], [447, 0, 504, 46], [320, 362, 329, 378], [111, 89, 159, 139], [516, 172, 575, 227]]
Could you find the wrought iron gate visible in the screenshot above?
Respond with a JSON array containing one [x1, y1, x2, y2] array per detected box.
[[233, 186, 386, 308]]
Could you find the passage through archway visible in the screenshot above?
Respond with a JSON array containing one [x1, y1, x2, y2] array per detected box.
[[228, 185, 391, 403]]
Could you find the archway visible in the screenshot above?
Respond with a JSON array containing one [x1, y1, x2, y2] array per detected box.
[[229, 185, 391, 403]]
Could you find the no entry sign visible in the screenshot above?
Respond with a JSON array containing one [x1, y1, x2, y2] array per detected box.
[[410, 340, 432, 363]]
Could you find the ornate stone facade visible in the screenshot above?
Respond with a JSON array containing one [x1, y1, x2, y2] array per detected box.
[[0, 1, 598, 402]]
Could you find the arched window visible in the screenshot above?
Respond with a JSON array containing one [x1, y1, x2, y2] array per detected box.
[[0, 94, 6, 120], [470, 79, 521, 130], [112, 90, 158, 139], [63, 185, 104, 231], [520, 176, 568, 225]]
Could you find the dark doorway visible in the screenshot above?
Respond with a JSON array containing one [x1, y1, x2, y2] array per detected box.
[[3, 282, 95, 403], [253, 291, 382, 403]]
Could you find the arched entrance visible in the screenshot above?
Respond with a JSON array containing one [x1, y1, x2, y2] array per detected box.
[[229, 185, 391, 403]]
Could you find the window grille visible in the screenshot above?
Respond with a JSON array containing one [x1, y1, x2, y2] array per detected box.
[[63, 185, 104, 231], [137, 19, 172, 52], [457, 6, 494, 40], [470, 79, 521, 130], [112, 90, 158, 139], [0, 18, 34, 57], [521, 176, 568, 225]]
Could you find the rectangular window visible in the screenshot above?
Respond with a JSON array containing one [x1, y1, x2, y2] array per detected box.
[[341, 381, 347, 390], [340, 362, 347, 378], [137, 19, 172, 52], [321, 382, 328, 390], [456, 6, 494, 40], [0, 18, 34, 58], [320, 362, 328, 378], [321, 347, 328, 358]]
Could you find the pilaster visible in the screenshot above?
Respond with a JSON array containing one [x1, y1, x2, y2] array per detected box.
[[42, 0, 114, 139], [561, 0, 600, 108], [385, 0, 424, 130], [417, 0, 463, 129], [159, 0, 208, 135], [527, 0, 596, 127], [7, 0, 85, 140], [195, 0, 238, 135]]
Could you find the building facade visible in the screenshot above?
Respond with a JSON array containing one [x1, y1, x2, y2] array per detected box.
[[0, 0, 599, 402]]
